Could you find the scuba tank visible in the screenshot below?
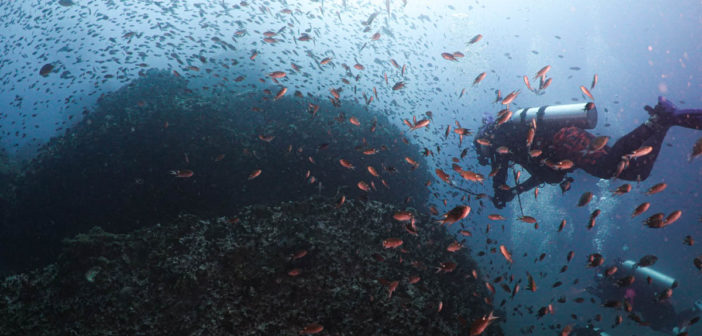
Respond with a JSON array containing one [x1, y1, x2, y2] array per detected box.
[[620, 260, 678, 291], [509, 102, 598, 129]]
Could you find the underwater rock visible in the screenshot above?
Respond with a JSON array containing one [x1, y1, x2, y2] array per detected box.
[[0, 198, 502, 336], [1, 69, 430, 273]]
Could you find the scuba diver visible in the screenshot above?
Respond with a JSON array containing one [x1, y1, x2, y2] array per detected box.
[[586, 259, 702, 335], [474, 96, 702, 208]]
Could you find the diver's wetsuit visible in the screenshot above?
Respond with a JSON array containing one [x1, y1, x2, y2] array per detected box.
[[478, 100, 702, 208], [479, 121, 666, 208], [588, 267, 701, 334]]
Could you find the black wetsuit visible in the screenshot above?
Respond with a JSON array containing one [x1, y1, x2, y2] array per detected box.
[[478, 120, 668, 208], [588, 270, 702, 334]]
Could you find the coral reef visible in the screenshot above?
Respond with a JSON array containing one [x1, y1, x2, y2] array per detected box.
[[1, 69, 430, 273], [0, 197, 502, 336]]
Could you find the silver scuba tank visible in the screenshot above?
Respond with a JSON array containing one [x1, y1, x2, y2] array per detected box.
[[620, 259, 678, 290], [509, 102, 598, 129]]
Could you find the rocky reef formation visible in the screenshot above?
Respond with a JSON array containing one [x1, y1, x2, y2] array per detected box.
[[0, 69, 431, 273], [0, 198, 502, 336]]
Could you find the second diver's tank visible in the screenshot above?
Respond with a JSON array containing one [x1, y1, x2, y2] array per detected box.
[[620, 259, 678, 291]]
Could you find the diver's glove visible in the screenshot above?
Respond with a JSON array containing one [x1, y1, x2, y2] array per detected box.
[[644, 96, 678, 128], [492, 188, 515, 209]]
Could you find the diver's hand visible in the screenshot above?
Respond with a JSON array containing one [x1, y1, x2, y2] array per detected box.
[[492, 188, 515, 209], [645, 96, 677, 116]]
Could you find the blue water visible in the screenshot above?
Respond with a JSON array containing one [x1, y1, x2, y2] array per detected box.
[[1, 1, 701, 335]]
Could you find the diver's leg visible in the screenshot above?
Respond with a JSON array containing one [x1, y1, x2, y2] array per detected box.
[[673, 109, 702, 130], [646, 96, 702, 129], [578, 123, 668, 180], [616, 125, 668, 181]]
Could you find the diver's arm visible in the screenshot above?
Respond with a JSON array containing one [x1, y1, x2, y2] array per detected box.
[[492, 160, 508, 191], [491, 157, 512, 208], [512, 176, 542, 195]]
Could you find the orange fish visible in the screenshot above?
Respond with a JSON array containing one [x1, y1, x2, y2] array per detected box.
[[519, 216, 537, 223], [274, 87, 287, 100], [553, 159, 574, 170], [496, 146, 511, 154], [248, 169, 262, 180], [383, 238, 403, 248], [392, 81, 405, 90], [476, 138, 491, 146], [501, 90, 520, 105], [353, 63, 365, 70], [646, 182, 667, 195], [268, 71, 286, 78], [488, 214, 505, 220], [436, 262, 457, 273], [468, 34, 483, 44], [299, 323, 324, 335], [473, 72, 486, 85], [349, 116, 361, 126], [371, 32, 380, 40], [523, 75, 533, 91], [540, 77, 552, 90], [288, 268, 301, 276], [435, 168, 451, 184], [336, 195, 346, 208], [526, 127, 535, 147], [577, 192, 593, 207], [459, 170, 484, 183], [579, 85, 594, 100], [387, 280, 399, 298], [664, 210, 682, 226], [258, 134, 275, 142], [170, 169, 194, 178], [499, 245, 513, 263], [447, 241, 463, 252], [589, 136, 609, 151], [368, 166, 380, 177], [591, 74, 598, 90], [627, 145, 653, 159], [496, 110, 513, 125], [357, 181, 370, 192], [643, 213, 666, 228], [438, 205, 471, 225], [469, 311, 498, 336], [320, 57, 332, 65], [632, 202, 650, 217], [393, 211, 413, 221], [412, 119, 430, 130], [527, 272, 537, 292], [339, 159, 355, 169], [441, 52, 457, 61], [534, 65, 551, 80], [290, 249, 308, 261]]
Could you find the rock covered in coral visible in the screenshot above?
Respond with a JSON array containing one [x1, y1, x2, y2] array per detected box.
[[0, 197, 502, 336], [1, 69, 430, 273]]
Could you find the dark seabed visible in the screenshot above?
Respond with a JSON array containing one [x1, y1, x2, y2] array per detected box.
[[0, 1, 701, 335]]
